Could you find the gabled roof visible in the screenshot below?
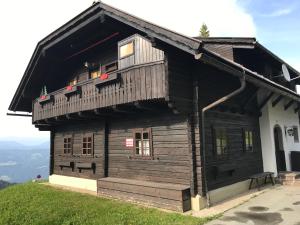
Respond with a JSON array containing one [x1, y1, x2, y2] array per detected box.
[[9, 1, 300, 112], [194, 36, 300, 77]]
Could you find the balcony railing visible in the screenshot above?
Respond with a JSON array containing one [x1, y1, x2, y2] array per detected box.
[[33, 61, 166, 122]]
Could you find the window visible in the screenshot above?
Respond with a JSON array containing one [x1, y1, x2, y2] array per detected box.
[[90, 70, 100, 79], [213, 128, 228, 156], [120, 41, 134, 58], [68, 76, 78, 86], [244, 130, 254, 152], [63, 136, 72, 154], [293, 126, 299, 143], [82, 134, 93, 156], [104, 61, 118, 73], [133, 128, 152, 158]]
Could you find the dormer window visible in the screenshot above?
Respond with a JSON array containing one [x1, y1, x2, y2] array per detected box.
[[120, 41, 134, 58]]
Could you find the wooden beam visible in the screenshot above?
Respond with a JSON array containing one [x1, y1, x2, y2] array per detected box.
[[295, 105, 300, 113], [133, 101, 157, 112], [241, 88, 259, 110], [167, 102, 179, 114], [272, 95, 283, 107], [6, 113, 32, 117], [77, 111, 100, 119], [99, 13, 106, 23], [259, 92, 274, 110], [284, 100, 294, 111], [112, 105, 135, 114]]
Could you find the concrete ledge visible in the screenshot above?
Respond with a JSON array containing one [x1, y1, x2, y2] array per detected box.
[[208, 179, 251, 205], [191, 194, 207, 211], [49, 174, 97, 192]]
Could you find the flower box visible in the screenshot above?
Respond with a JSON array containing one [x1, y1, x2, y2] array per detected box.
[[94, 73, 120, 89], [64, 85, 81, 100], [38, 95, 54, 105]]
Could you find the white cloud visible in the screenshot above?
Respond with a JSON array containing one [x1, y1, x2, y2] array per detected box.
[[0, 0, 255, 139], [0, 175, 11, 182], [0, 161, 17, 167], [104, 0, 256, 37], [261, 8, 293, 17]]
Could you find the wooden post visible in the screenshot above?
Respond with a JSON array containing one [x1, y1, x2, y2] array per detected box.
[[187, 115, 197, 197], [103, 121, 109, 177], [50, 130, 55, 175]]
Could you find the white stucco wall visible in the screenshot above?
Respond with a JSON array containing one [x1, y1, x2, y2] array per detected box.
[[259, 94, 300, 175]]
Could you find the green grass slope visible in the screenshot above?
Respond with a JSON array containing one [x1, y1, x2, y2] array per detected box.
[[0, 182, 212, 225]]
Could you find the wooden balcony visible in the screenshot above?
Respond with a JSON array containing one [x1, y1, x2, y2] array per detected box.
[[33, 61, 166, 122]]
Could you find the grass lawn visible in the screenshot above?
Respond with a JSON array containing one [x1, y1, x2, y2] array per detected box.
[[0, 182, 214, 225]]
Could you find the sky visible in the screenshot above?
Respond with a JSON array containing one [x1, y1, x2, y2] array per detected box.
[[0, 0, 299, 144]]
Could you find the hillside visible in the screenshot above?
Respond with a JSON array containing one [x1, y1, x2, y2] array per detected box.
[[0, 183, 212, 225]]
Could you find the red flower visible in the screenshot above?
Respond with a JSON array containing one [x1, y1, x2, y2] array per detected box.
[[66, 85, 73, 91], [100, 73, 108, 80], [40, 95, 46, 100]]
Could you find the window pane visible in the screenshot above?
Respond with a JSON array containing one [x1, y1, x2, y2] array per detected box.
[[87, 149, 91, 155], [88, 137, 92, 142], [83, 137, 87, 142], [83, 149, 86, 154], [135, 133, 141, 139], [135, 140, 142, 155], [217, 146, 222, 155], [88, 143, 92, 148], [294, 127, 299, 143], [143, 132, 149, 139], [143, 140, 150, 156], [83, 143, 87, 148], [249, 132, 253, 145], [222, 138, 227, 147], [120, 42, 134, 58], [91, 71, 99, 79], [216, 138, 221, 147]]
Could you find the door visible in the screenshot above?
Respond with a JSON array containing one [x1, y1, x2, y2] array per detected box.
[[274, 125, 286, 172]]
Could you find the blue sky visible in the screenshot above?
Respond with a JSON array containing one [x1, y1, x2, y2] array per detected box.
[[238, 0, 300, 68], [0, 0, 299, 143]]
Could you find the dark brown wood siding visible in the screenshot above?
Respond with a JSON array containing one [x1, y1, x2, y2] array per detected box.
[[204, 111, 263, 190], [118, 34, 164, 70], [108, 113, 191, 185], [166, 50, 193, 114], [53, 121, 105, 179]]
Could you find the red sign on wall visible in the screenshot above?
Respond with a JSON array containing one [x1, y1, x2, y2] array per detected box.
[[125, 138, 134, 147]]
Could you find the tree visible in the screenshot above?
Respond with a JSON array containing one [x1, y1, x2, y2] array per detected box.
[[199, 23, 210, 37]]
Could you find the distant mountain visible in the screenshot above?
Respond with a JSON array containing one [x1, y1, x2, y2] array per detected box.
[[0, 141, 27, 150], [0, 140, 50, 183], [0, 141, 49, 150], [0, 180, 14, 190]]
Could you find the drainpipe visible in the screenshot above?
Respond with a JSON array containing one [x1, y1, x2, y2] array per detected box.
[[199, 67, 246, 207]]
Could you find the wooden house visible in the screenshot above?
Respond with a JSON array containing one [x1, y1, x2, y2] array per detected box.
[[9, 2, 300, 212]]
